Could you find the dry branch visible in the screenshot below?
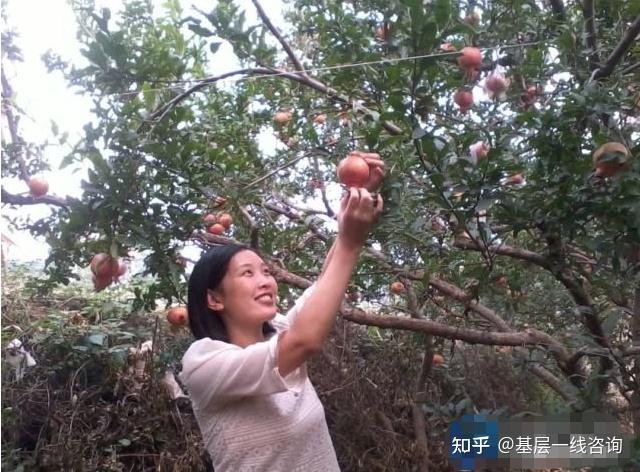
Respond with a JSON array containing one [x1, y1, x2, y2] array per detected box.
[[1, 188, 69, 209], [250, 0, 306, 75], [593, 15, 640, 80]]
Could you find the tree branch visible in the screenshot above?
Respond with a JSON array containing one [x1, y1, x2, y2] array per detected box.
[[239, 205, 259, 249], [250, 0, 306, 75], [196, 232, 579, 402], [143, 67, 403, 137], [582, 0, 599, 70], [592, 15, 640, 80], [454, 239, 550, 269], [2, 69, 31, 181], [1, 188, 69, 209]]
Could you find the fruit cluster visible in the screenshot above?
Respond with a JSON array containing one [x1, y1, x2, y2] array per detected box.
[[90, 253, 127, 292]]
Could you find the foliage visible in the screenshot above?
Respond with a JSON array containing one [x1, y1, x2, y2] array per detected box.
[[2, 0, 640, 469]]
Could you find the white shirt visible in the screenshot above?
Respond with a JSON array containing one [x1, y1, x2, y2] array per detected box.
[[179, 283, 340, 472]]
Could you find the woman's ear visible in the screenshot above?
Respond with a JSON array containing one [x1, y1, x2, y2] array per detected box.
[[207, 289, 224, 311]]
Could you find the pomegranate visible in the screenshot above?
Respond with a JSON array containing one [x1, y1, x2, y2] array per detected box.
[[592, 142, 630, 178], [90, 253, 113, 278], [505, 173, 525, 185], [218, 213, 233, 229], [469, 141, 490, 163], [390, 281, 405, 295], [273, 111, 292, 125], [454, 89, 474, 113], [457, 47, 482, 80], [313, 114, 327, 124], [167, 306, 188, 326], [27, 177, 49, 197], [208, 223, 225, 235], [337, 153, 370, 187], [464, 12, 480, 26], [92, 273, 112, 292], [432, 353, 445, 366], [484, 72, 509, 100], [440, 42, 457, 53], [202, 213, 217, 226]]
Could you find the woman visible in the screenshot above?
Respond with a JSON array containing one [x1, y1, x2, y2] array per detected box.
[[180, 156, 385, 471]]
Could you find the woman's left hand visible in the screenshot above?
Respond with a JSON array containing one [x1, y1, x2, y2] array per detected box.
[[347, 151, 386, 192]]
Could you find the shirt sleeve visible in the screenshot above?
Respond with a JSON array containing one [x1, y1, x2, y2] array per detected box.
[[179, 334, 306, 409], [283, 282, 316, 325]]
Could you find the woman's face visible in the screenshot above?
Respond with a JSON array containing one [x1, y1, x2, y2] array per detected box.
[[208, 250, 278, 328]]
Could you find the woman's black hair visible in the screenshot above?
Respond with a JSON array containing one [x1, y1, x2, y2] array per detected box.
[[187, 244, 276, 342]]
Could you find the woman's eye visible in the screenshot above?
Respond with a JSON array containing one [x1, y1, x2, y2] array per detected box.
[[243, 270, 252, 276]]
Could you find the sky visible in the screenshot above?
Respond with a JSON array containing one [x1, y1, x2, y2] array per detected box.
[[2, 0, 298, 265]]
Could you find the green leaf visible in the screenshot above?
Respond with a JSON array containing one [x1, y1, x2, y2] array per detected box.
[[188, 24, 215, 37], [141, 82, 156, 111], [434, 0, 451, 26], [118, 438, 132, 447], [86, 150, 110, 175], [209, 41, 222, 54]]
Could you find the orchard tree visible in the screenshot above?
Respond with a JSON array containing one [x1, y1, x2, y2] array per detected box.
[[3, 0, 640, 448]]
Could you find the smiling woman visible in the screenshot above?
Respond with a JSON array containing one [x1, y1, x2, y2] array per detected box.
[[179, 165, 385, 471]]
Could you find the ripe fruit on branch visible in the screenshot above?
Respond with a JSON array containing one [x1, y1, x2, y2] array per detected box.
[[432, 353, 445, 366], [203, 213, 217, 226], [454, 89, 474, 113], [390, 281, 405, 295], [91, 253, 114, 278], [337, 153, 370, 187], [167, 306, 188, 326], [208, 223, 225, 235], [469, 141, 490, 163], [27, 177, 49, 197], [273, 111, 293, 125], [90, 253, 126, 291], [484, 72, 509, 100], [92, 274, 112, 292], [457, 47, 482, 80], [440, 42, 457, 53], [520, 85, 539, 108], [494, 275, 508, 288], [592, 142, 631, 178], [464, 12, 480, 26], [313, 114, 327, 124], [218, 213, 233, 229], [504, 173, 525, 185]]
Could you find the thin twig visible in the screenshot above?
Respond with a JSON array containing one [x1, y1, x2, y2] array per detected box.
[[250, 0, 306, 75]]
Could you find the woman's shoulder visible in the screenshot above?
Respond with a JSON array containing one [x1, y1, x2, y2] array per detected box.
[[181, 338, 239, 367]]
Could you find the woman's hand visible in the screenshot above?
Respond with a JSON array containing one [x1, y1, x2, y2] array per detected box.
[[346, 151, 386, 192], [337, 187, 384, 250]]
